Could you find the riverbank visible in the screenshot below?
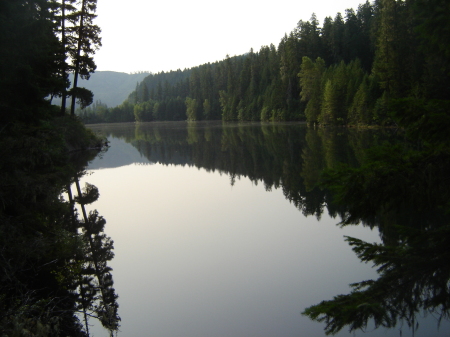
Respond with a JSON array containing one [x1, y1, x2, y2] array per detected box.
[[53, 116, 109, 152], [0, 116, 108, 335]]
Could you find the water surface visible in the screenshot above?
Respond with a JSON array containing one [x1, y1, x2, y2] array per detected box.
[[83, 122, 449, 337]]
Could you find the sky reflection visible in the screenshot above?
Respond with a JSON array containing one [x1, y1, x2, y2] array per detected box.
[[81, 134, 449, 337]]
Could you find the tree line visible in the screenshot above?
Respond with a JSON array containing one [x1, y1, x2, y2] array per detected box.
[[80, 0, 449, 126]]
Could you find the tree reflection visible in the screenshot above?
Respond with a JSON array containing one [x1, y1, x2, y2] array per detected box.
[[0, 118, 119, 336], [91, 121, 450, 334], [93, 122, 396, 221], [302, 127, 450, 334], [303, 226, 450, 335], [70, 176, 120, 336]]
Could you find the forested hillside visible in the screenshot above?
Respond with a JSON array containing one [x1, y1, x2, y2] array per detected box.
[[80, 0, 449, 126]]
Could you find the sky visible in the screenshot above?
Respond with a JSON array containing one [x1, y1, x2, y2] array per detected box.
[[95, 0, 368, 74]]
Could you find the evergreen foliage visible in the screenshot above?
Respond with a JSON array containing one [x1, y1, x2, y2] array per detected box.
[[80, 0, 449, 129], [67, 0, 101, 116]]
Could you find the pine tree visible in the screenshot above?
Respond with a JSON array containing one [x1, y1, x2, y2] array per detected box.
[[320, 62, 349, 124], [299, 56, 325, 123], [330, 13, 345, 64], [69, 0, 102, 115], [349, 74, 372, 124], [55, 0, 77, 115]]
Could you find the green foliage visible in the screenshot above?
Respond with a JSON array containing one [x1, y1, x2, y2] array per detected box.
[[298, 57, 325, 123], [219, 90, 237, 121], [320, 79, 338, 124], [348, 75, 373, 125], [185, 97, 199, 121], [70, 86, 94, 109], [134, 100, 154, 122], [203, 99, 212, 119]]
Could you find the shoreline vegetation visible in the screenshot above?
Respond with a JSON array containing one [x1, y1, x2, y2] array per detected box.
[[55, 116, 108, 152], [0, 116, 118, 336], [1, 0, 119, 335]]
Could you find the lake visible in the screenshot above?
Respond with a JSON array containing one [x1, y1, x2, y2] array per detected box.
[[80, 121, 450, 337]]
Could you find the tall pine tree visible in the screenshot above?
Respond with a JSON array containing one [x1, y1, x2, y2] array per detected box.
[[69, 0, 101, 115]]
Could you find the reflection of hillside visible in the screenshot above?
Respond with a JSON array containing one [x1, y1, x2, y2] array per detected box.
[[88, 137, 153, 169], [89, 122, 398, 225], [89, 121, 442, 244]]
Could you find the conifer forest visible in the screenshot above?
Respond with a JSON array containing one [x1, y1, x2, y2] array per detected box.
[[80, 0, 449, 128]]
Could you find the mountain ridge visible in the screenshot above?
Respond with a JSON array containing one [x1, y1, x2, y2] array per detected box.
[[53, 71, 150, 108]]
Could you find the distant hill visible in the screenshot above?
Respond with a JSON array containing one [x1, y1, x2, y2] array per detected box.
[[53, 71, 150, 108]]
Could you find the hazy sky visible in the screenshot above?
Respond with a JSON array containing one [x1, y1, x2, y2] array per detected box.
[[95, 0, 368, 74]]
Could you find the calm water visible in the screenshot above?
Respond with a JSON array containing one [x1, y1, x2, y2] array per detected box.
[[81, 121, 449, 337]]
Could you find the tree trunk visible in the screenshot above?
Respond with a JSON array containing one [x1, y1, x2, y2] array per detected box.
[[70, 0, 86, 116]]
